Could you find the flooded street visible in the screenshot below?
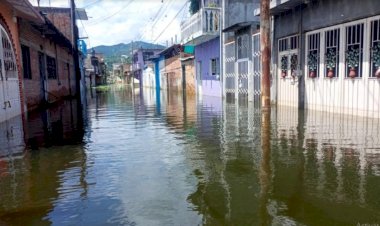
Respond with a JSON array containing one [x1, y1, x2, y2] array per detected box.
[[1, 85, 380, 225]]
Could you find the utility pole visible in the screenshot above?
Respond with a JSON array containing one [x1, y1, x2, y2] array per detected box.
[[70, 0, 81, 100], [260, 0, 271, 110], [70, 0, 84, 134]]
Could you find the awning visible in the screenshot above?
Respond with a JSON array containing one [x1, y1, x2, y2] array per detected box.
[[5, 0, 44, 23], [222, 21, 260, 33]]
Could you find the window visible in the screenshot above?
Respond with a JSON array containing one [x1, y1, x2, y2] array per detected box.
[[370, 19, 380, 78], [46, 56, 57, 79], [345, 23, 364, 78], [307, 33, 320, 78], [210, 58, 220, 78], [325, 29, 340, 78], [21, 45, 32, 79], [278, 35, 299, 78]]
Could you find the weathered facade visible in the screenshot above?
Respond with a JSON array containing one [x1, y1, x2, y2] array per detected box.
[[181, 0, 221, 98], [270, 0, 380, 118], [19, 17, 76, 110], [222, 0, 261, 104], [0, 0, 46, 124]]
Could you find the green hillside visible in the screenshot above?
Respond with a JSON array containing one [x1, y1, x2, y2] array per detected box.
[[90, 41, 165, 65]]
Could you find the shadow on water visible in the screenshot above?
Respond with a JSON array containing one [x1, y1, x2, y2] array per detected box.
[[0, 85, 379, 225]]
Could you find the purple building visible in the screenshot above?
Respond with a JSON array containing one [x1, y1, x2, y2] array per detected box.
[[194, 37, 221, 97], [180, 0, 221, 98]]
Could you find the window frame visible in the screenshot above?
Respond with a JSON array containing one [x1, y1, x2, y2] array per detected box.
[[21, 44, 32, 79], [278, 35, 299, 79], [46, 55, 57, 79]]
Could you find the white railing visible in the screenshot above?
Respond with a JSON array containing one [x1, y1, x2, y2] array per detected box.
[[181, 7, 220, 44]]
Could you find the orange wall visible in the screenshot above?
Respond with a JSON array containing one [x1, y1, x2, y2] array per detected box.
[[0, 1, 25, 113]]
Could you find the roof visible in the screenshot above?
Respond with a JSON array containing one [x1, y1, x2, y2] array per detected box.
[[157, 44, 183, 57], [222, 21, 260, 33], [37, 6, 88, 20], [30, 15, 73, 50], [5, 0, 44, 23]]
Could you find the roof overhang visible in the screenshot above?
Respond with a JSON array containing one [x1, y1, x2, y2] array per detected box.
[[31, 17, 73, 50], [37, 7, 88, 20], [254, 0, 306, 16], [5, 0, 44, 23], [222, 21, 260, 33]]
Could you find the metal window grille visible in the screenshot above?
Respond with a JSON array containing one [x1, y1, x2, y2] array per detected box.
[[345, 23, 364, 78], [290, 35, 299, 50], [370, 19, 380, 77], [325, 29, 340, 78], [46, 56, 57, 79], [1, 30, 17, 79], [307, 33, 320, 78], [21, 45, 32, 79], [279, 38, 288, 52]]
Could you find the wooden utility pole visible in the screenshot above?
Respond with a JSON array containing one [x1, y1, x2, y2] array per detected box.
[[70, 0, 81, 99], [260, 0, 271, 109]]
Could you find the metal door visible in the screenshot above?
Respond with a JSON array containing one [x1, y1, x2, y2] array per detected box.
[[0, 27, 21, 122], [252, 34, 261, 106]]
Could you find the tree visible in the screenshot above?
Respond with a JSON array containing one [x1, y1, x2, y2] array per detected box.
[[189, 0, 200, 15]]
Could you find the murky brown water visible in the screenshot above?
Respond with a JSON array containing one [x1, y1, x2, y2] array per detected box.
[[0, 85, 380, 226]]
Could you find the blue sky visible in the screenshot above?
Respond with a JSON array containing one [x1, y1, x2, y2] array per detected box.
[[31, 0, 189, 48]]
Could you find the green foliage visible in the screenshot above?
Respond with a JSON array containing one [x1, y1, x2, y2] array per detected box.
[[308, 52, 318, 71], [372, 43, 380, 67], [189, 0, 200, 15], [281, 56, 288, 71], [90, 41, 164, 66], [345, 48, 360, 68], [325, 49, 337, 69]]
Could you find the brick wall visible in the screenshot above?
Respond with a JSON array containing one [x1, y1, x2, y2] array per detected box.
[[19, 18, 75, 111], [183, 60, 196, 95], [164, 56, 182, 92], [46, 11, 73, 43]]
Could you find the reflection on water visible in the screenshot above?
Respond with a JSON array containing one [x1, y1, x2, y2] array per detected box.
[[0, 85, 380, 225]]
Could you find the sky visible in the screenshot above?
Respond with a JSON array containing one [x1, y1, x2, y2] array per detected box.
[[30, 0, 189, 48]]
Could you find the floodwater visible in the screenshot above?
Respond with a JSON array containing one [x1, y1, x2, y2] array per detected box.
[[0, 85, 380, 226]]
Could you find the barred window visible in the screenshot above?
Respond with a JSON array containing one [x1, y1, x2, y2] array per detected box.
[[21, 45, 32, 79], [307, 33, 320, 78], [325, 29, 340, 78], [345, 23, 364, 78], [210, 58, 220, 77], [46, 56, 57, 79], [370, 19, 380, 78]]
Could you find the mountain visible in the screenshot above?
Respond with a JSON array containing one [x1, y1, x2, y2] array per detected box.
[[90, 41, 165, 65]]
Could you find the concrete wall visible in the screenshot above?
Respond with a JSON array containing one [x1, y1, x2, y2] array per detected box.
[[195, 37, 221, 97], [19, 19, 75, 111]]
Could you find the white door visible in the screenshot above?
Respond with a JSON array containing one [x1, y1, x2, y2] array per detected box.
[[0, 27, 21, 122]]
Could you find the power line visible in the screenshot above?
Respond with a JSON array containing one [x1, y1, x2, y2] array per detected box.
[[86, 0, 135, 26], [153, 1, 188, 43]]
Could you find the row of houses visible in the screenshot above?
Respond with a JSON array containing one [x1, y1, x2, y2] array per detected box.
[[0, 0, 89, 124], [138, 0, 380, 119]]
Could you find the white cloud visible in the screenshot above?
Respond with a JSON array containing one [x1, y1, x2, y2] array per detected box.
[[31, 0, 190, 48]]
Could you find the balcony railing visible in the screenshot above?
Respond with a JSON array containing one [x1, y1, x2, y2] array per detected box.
[[181, 7, 220, 45]]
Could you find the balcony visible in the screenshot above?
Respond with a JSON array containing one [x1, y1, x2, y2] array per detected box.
[[181, 7, 220, 45]]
